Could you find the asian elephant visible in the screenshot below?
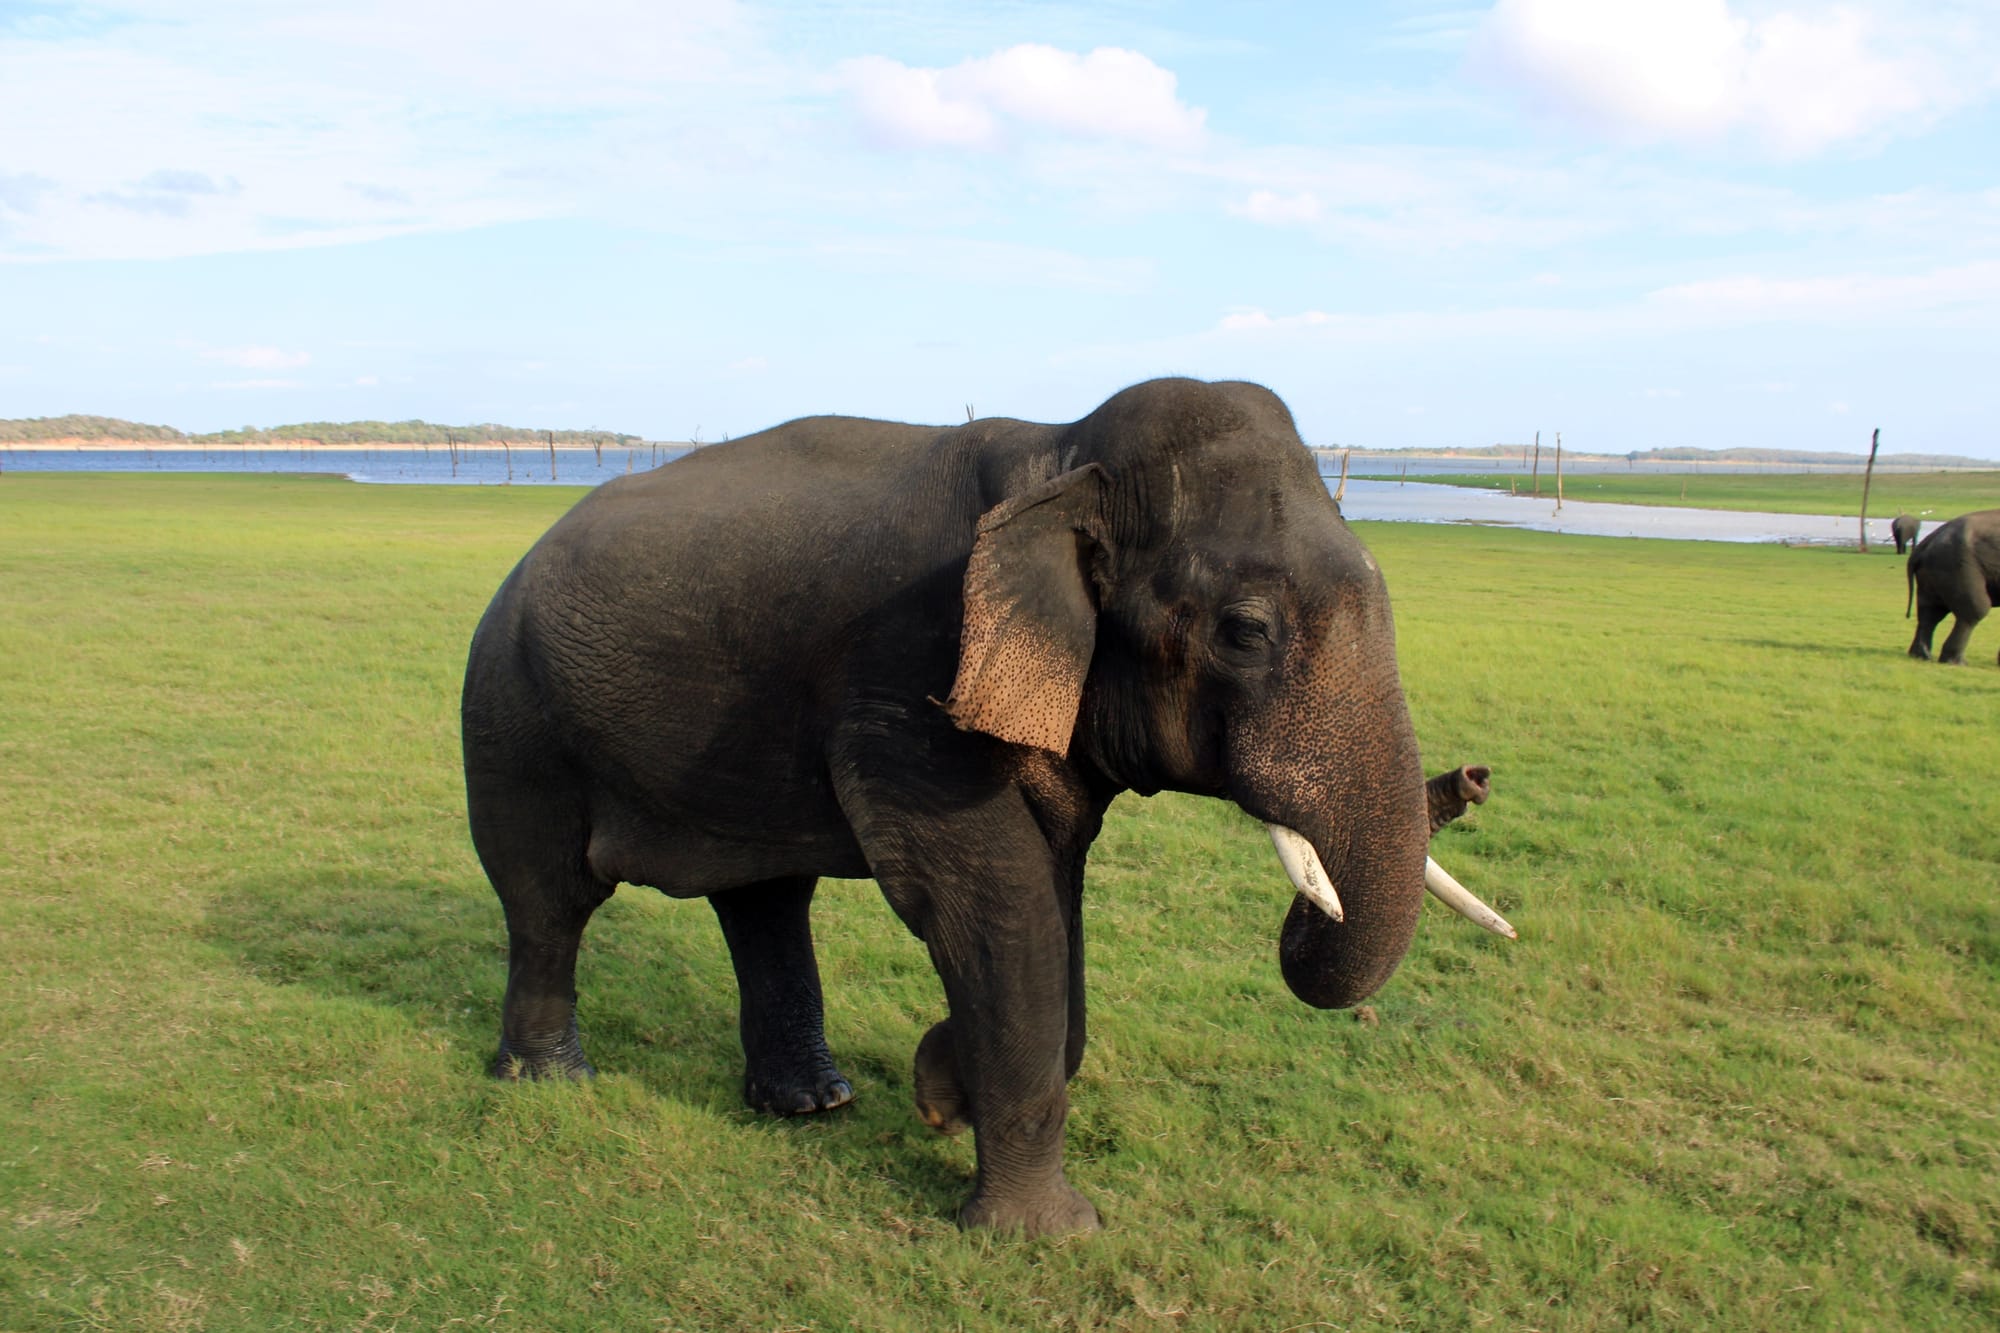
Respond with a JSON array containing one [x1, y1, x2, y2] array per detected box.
[[1906, 508, 2000, 665], [460, 377, 1511, 1236], [1891, 514, 1921, 555]]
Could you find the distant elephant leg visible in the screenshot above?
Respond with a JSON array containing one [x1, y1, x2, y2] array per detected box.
[[1910, 595, 1946, 660], [709, 877, 854, 1115], [1936, 598, 1989, 665], [472, 785, 614, 1080]]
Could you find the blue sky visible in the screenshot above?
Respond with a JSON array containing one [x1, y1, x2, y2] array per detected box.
[[4, 0, 1997, 457]]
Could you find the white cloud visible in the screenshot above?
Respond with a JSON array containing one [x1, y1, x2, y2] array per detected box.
[[1228, 189, 1323, 225], [1646, 260, 2000, 319], [0, 1, 764, 262], [1377, 10, 1488, 53], [836, 45, 1207, 151], [837, 56, 998, 148], [187, 342, 311, 370], [1087, 256, 2000, 373], [1217, 308, 1333, 333], [1471, 0, 1969, 155], [813, 236, 1153, 293]]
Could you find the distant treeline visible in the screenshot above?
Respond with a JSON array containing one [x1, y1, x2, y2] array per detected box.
[[0, 414, 645, 447], [1333, 440, 1994, 470], [1626, 445, 1989, 469]]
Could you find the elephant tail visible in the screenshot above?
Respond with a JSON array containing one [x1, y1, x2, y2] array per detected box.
[[1905, 559, 1916, 619]]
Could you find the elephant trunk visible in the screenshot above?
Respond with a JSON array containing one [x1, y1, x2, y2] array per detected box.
[[1271, 786, 1427, 1009], [1263, 756, 1517, 1007], [1247, 691, 1431, 1010]]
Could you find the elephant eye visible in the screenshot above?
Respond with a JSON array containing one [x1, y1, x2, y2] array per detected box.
[[1219, 610, 1275, 653]]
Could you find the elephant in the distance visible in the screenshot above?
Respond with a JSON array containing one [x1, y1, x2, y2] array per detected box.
[[1891, 514, 1921, 555], [461, 377, 1512, 1236], [1906, 508, 2000, 665]]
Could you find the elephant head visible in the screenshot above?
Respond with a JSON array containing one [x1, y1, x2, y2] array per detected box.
[[944, 378, 1507, 1010]]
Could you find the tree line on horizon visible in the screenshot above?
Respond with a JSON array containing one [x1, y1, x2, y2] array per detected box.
[[1322, 439, 1994, 470], [0, 414, 645, 448]]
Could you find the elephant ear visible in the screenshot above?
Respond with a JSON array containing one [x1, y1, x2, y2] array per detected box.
[[945, 465, 1109, 756]]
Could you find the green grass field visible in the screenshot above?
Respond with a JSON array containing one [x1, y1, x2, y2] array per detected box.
[[3, 473, 1996, 1330], [1356, 468, 2000, 519]]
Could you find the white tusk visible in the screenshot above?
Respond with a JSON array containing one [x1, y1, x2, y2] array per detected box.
[[1266, 824, 1343, 922], [1425, 857, 1517, 939]]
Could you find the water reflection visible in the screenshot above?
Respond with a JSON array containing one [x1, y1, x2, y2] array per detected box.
[[1333, 477, 1883, 546]]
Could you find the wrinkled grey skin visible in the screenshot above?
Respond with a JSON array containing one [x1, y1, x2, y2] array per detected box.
[[1891, 514, 1922, 556], [462, 377, 1457, 1236], [1906, 508, 2000, 665]]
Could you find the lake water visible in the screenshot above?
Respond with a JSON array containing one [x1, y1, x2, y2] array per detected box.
[[0, 445, 1905, 546]]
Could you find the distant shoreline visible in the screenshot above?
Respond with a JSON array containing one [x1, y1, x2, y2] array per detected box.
[[2, 437, 693, 453], [1309, 449, 1994, 473], [6, 439, 1993, 472]]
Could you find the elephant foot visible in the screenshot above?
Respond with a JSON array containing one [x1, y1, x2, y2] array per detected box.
[[913, 1021, 971, 1135], [491, 1026, 597, 1081], [743, 1049, 854, 1116], [959, 1183, 1101, 1237]]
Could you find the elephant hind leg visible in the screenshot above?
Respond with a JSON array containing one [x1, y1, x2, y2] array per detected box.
[[469, 774, 613, 1080], [709, 877, 854, 1116], [1910, 602, 1945, 660], [1938, 606, 1988, 665]]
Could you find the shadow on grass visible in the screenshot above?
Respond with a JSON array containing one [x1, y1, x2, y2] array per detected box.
[[199, 865, 976, 1221], [200, 866, 734, 1077], [1731, 637, 1923, 661]]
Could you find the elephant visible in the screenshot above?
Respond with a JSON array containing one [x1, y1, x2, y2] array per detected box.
[[460, 377, 1512, 1236], [1892, 514, 1921, 555], [1906, 508, 2000, 665]]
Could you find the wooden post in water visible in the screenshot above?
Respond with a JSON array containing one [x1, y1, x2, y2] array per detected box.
[[1555, 431, 1564, 509], [503, 439, 513, 484], [1333, 448, 1350, 502], [1858, 427, 1881, 551], [1531, 431, 1542, 496], [546, 430, 557, 482]]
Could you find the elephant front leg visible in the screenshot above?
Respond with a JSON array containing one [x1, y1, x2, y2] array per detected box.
[[911, 860, 1090, 1141], [836, 740, 1099, 1235], [928, 907, 1098, 1237], [709, 877, 854, 1115]]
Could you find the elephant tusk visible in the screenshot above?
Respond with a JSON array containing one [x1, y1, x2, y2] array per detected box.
[[1266, 824, 1343, 922], [1425, 857, 1516, 939]]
